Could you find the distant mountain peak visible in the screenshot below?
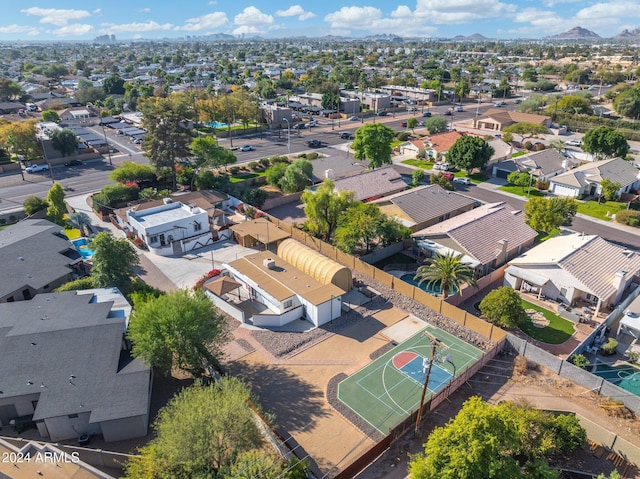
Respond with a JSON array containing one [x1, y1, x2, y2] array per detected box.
[[616, 28, 640, 39], [548, 26, 600, 39]]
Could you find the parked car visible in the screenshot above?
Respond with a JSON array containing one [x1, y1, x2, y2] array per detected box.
[[307, 120, 317, 127], [444, 110, 452, 116], [454, 106, 464, 112], [566, 139, 582, 147], [407, 106, 419, 112], [348, 116, 359, 121], [307, 139, 322, 148], [441, 172, 454, 181], [418, 121, 425, 126], [292, 123, 306, 129], [377, 111, 389, 116], [64, 159, 82, 167], [25, 163, 49, 173], [453, 177, 472, 185], [400, 121, 407, 127], [340, 132, 355, 140], [434, 162, 452, 171], [494, 101, 506, 107], [422, 112, 432, 117], [238, 145, 254, 152]]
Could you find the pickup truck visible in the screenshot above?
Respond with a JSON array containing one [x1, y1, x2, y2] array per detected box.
[[25, 163, 49, 173]]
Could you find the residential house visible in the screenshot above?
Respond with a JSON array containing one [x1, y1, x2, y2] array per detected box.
[[413, 202, 538, 276], [468, 109, 551, 133], [220, 249, 345, 328], [126, 200, 212, 256], [332, 166, 407, 202], [60, 108, 92, 124], [504, 231, 640, 315], [0, 289, 152, 442], [424, 131, 463, 161], [548, 157, 640, 198], [486, 138, 512, 168], [517, 149, 575, 180], [372, 184, 478, 232], [0, 219, 84, 303]]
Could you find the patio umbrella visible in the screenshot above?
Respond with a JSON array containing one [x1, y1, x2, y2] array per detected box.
[[206, 276, 242, 297]]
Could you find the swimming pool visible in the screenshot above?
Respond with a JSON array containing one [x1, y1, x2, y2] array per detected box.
[[400, 273, 458, 296], [208, 121, 229, 129], [592, 363, 640, 397], [72, 237, 95, 259]]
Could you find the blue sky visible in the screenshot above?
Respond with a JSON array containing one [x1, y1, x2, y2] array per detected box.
[[0, 1, 639, 41]]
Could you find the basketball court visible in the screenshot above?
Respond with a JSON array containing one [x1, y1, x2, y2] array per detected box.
[[336, 324, 483, 436]]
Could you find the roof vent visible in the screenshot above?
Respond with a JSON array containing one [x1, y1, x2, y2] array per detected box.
[[263, 258, 276, 270]]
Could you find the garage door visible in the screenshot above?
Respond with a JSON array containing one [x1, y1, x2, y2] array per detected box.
[[496, 169, 510, 179]]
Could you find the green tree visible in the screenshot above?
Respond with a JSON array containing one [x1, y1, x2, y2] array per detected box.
[[225, 451, 308, 479], [265, 162, 288, 187], [109, 161, 157, 183], [125, 378, 263, 479], [0, 77, 23, 101], [479, 286, 527, 328], [599, 178, 622, 201], [412, 168, 425, 186], [502, 122, 548, 142], [50, 128, 78, 157], [430, 173, 454, 191], [548, 95, 592, 116], [613, 88, 640, 118], [454, 79, 470, 101], [190, 136, 236, 170], [279, 158, 313, 194], [90, 231, 140, 292], [524, 197, 578, 233], [413, 252, 477, 299], [301, 179, 354, 242], [492, 78, 512, 98], [128, 289, 228, 376], [409, 396, 585, 479], [447, 136, 494, 174], [407, 117, 418, 131], [321, 90, 341, 111], [352, 123, 395, 169], [507, 171, 533, 191], [582, 126, 630, 161], [23, 196, 48, 216], [41, 110, 60, 123], [46, 182, 66, 225], [424, 116, 448, 134], [140, 95, 195, 190], [0, 120, 40, 160], [103, 74, 126, 95]]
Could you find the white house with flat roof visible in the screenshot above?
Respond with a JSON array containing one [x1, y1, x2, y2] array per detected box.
[[126, 200, 213, 256]]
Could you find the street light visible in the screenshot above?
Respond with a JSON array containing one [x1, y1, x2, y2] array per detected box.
[[527, 170, 534, 197], [282, 117, 291, 155], [38, 134, 54, 185]]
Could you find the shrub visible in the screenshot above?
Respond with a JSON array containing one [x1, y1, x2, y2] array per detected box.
[[570, 354, 590, 369], [55, 276, 95, 292], [628, 351, 640, 364], [397, 131, 410, 141], [0, 218, 5, 225], [535, 179, 550, 190], [307, 152, 318, 160], [193, 268, 221, 290], [270, 156, 290, 164], [236, 203, 245, 214], [229, 166, 241, 175], [8, 215, 16, 223], [615, 209, 640, 227], [297, 153, 307, 158], [259, 157, 271, 167], [248, 161, 259, 171], [524, 141, 533, 150], [601, 338, 618, 356]]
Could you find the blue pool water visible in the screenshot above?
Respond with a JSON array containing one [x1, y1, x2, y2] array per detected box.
[[592, 363, 640, 397], [401, 273, 458, 296], [208, 121, 229, 129], [72, 237, 95, 259]]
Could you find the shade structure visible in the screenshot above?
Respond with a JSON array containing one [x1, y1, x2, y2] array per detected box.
[[205, 276, 242, 296]]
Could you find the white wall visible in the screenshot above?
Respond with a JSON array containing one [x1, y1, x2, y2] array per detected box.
[[551, 183, 579, 197], [253, 305, 303, 327], [100, 415, 147, 442], [44, 412, 100, 442], [204, 291, 245, 323]]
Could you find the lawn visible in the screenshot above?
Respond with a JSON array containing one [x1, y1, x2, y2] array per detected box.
[[229, 172, 266, 183], [576, 200, 626, 222], [499, 184, 546, 198], [402, 158, 434, 169], [518, 299, 575, 344]]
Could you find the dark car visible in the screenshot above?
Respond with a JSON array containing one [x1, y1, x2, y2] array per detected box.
[[292, 123, 306, 129], [307, 139, 322, 148], [422, 112, 432, 117], [377, 111, 389, 116], [400, 121, 407, 127], [444, 110, 452, 116], [64, 159, 82, 167], [340, 132, 354, 140]]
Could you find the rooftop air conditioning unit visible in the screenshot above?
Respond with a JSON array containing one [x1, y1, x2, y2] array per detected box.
[[263, 258, 276, 270]]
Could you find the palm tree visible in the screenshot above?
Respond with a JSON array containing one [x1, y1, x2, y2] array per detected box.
[[68, 211, 92, 237], [413, 252, 478, 299]]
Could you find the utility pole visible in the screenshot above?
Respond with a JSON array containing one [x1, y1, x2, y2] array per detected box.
[[415, 333, 447, 436]]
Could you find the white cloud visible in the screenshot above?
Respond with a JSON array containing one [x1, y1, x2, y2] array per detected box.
[[542, 0, 583, 7], [0, 24, 40, 35], [234, 6, 273, 27], [177, 12, 228, 31], [232, 25, 260, 35], [139, 8, 152, 13], [324, 6, 437, 36], [413, 0, 517, 23], [100, 21, 174, 34], [576, 1, 640, 23], [208, 0, 217, 4], [52, 24, 93, 36], [325, 6, 383, 29], [93, 9, 101, 15], [276, 5, 315, 21], [21, 7, 91, 26], [391, 6, 414, 18]]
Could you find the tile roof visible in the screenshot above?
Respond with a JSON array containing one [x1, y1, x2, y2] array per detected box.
[[333, 166, 407, 201], [518, 149, 573, 176], [427, 131, 463, 152], [373, 185, 477, 224], [479, 109, 551, 125], [413, 202, 538, 265], [551, 158, 640, 189]]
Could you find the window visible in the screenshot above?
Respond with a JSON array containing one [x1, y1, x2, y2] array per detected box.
[[284, 300, 293, 309], [148, 235, 158, 244], [560, 287, 568, 298], [194, 221, 202, 232]]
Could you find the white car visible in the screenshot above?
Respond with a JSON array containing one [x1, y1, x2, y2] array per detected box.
[[25, 163, 49, 173], [307, 120, 317, 127], [454, 106, 464, 112], [453, 177, 472, 185], [566, 140, 582, 147], [238, 145, 254, 152], [434, 162, 451, 171], [348, 116, 359, 121]]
